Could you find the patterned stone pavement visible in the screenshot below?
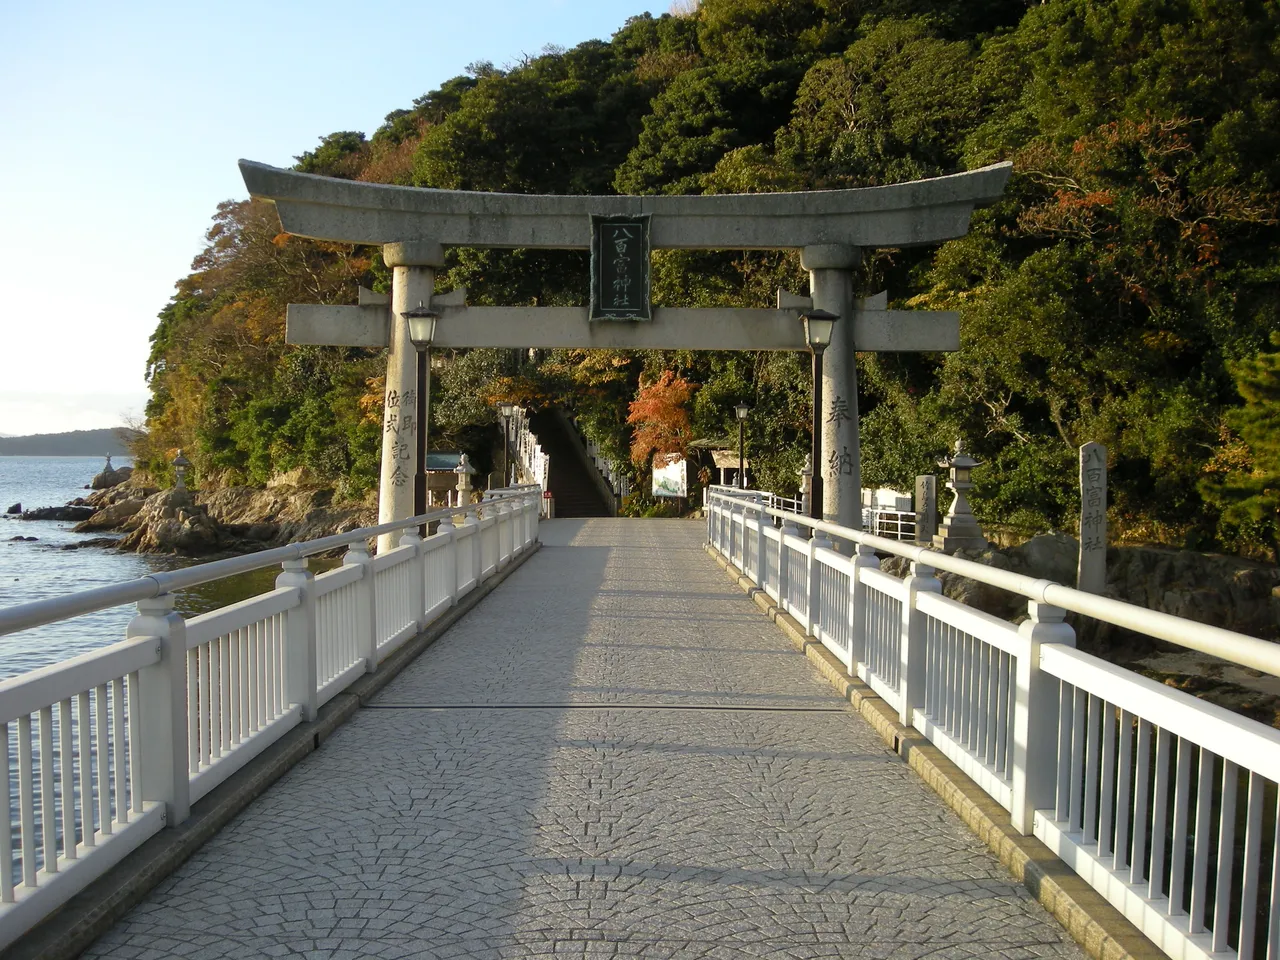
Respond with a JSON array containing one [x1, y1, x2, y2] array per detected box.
[[83, 520, 1083, 960]]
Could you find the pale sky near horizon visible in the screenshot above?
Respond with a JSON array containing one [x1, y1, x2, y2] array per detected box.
[[0, 0, 663, 438]]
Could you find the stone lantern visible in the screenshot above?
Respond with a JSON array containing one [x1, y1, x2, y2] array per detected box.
[[932, 440, 987, 554], [799, 454, 813, 518], [172, 449, 192, 491], [454, 453, 476, 507]]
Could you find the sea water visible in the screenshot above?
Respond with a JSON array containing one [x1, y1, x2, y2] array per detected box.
[[0, 457, 284, 679]]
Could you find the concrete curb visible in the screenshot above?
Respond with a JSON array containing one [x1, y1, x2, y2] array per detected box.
[[704, 544, 1163, 960], [4, 542, 543, 960]]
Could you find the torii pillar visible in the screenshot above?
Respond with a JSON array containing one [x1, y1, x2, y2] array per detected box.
[[803, 244, 862, 531], [378, 241, 444, 554]]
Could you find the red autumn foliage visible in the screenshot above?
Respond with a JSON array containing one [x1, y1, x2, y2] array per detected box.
[[626, 370, 697, 467]]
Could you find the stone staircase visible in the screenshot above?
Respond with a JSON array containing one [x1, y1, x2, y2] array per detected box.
[[527, 410, 613, 518]]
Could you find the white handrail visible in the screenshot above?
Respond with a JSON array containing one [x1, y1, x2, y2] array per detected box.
[[705, 487, 1280, 960], [0, 486, 541, 950]]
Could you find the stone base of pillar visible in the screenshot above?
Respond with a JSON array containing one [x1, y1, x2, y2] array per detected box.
[[932, 519, 987, 555]]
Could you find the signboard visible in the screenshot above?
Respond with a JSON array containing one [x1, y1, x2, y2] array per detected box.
[[652, 453, 687, 498], [590, 214, 651, 321]]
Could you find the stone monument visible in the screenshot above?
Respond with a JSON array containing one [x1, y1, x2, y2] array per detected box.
[[1077, 442, 1107, 593]]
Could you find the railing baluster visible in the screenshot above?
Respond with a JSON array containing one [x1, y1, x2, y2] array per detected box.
[[0, 722, 12, 902], [94, 684, 111, 837], [1238, 770, 1263, 959], [77, 692, 92, 848], [127, 671, 142, 815], [39, 705, 55, 873], [1114, 710, 1133, 872], [1149, 729, 1172, 901], [1083, 694, 1100, 846], [112, 680, 126, 825], [1169, 737, 1193, 916], [1098, 699, 1116, 858], [1208, 759, 1237, 948], [1188, 747, 1215, 933], [58, 700, 75, 860], [18, 714, 35, 886]]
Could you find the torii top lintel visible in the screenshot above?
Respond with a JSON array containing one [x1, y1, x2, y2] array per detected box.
[[239, 160, 1012, 251]]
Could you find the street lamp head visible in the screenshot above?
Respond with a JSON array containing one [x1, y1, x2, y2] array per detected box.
[[498, 401, 516, 419], [402, 301, 440, 346], [734, 401, 751, 421], [800, 309, 839, 351]]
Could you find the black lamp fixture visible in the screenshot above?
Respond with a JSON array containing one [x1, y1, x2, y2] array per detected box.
[[734, 401, 751, 490], [497, 401, 516, 486], [404, 301, 440, 533], [800, 309, 839, 520]]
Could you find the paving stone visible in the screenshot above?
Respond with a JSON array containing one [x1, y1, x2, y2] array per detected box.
[[82, 520, 1082, 960]]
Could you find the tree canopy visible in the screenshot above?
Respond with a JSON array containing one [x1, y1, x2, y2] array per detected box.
[[141, 0, 1280, 555]]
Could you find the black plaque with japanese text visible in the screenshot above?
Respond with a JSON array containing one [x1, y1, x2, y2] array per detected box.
[[590, 214, 651, 321]]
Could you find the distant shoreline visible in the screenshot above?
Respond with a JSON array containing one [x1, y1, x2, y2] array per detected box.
[[0, 428, 142, 457]]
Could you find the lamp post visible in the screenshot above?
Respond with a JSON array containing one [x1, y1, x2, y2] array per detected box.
[[497, 401, 515, 487], [800, 309, 839, 520], [403, 301, 439, 535], [734, 401, 750, 490]]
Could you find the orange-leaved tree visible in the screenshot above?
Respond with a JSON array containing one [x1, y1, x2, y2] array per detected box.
[[626, 371, 697, 468]]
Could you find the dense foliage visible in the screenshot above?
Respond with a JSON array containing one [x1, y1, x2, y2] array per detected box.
[[141, 0, 1280, 556]]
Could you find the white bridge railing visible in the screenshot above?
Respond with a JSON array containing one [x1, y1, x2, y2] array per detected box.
[[707, 486, 1280, 960], [511, 407, 551, 517], [0, 486, 540, 950]]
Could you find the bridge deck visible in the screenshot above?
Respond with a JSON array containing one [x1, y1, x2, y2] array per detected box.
[[85, 520, 1082, 960]]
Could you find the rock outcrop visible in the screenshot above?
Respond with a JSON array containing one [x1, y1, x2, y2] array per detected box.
[[117, 489, 223, 554], [90, 465, 133, 490], [69, 474, 375, 556], [20, 505, 96, 522]]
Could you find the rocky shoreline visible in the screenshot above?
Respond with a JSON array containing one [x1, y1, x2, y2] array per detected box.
[[9, 467, 375, 558]]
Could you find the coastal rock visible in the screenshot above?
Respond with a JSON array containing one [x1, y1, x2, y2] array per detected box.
[[8, 536, 37, 542], [60, 537, 121, 550], [5, 503, 19, 515], [73, 498, 145, 533], [118, 489, 222, 554], [20, 505, 96, 522], [90, 465, 133, 490]]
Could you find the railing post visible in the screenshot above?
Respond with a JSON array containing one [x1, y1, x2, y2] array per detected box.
[[276, 559, 318, 722], [397, 529, 426, 625], [848, 541, 879, 676], [1012, 599, 1075, 835], [899, 559, 941, 727], [343, 540, 378, 673], [437, 517, 458, 604], [806, 528, 832, 637], [128, 594, 190, 827]]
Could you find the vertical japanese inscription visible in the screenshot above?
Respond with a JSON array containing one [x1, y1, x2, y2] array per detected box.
[[383, 386, 418, 488], [1077, 441, 1107, 593], [590, 214, 651, 321]]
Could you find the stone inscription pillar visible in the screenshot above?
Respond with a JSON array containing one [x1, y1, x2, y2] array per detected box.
[[1077, 442, 1107, 594], [379, 241, 444, 554], [802, 244, 862, 532]]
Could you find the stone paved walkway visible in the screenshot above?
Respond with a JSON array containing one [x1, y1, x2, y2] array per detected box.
[[84, 520, 1084, 960]]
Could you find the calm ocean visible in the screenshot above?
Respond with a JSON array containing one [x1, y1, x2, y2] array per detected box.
[[0, 457, 281, 680]]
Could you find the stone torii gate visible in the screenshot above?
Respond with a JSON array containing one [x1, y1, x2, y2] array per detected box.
[[239, 160, 1011, 549]]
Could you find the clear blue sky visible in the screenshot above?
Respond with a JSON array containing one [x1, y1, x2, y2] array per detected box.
[[0, 0, 663, 437]]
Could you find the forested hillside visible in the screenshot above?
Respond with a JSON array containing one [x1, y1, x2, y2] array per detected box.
[[137, 0, 1280, 558]]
